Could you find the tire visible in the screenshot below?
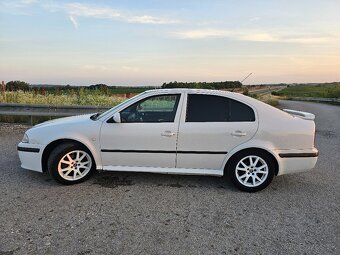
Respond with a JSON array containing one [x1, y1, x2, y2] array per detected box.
[[228, 150, 275, 192], [48, 142, 95, 185]]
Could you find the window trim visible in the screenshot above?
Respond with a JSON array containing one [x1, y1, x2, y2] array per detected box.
[[117, 93, 182, 123], [185, 93, 256, 123]]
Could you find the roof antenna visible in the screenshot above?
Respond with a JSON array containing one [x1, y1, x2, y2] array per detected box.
[[240, 73, 253, 84]]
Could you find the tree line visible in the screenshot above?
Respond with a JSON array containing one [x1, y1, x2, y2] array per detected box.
[[2, 80, 243, 92], [2, 81, 155, 94], [161, 81, 242, 89]]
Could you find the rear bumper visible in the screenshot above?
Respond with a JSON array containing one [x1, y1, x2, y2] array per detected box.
[[276, 148, 318, 176], [17, 143, 43, 172]]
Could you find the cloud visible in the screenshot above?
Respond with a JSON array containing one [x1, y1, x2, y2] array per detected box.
[[46, 2, 178, 27], [1, 0, 38, 9], [3, 1, 178, 27], [20, 0, 38, 4], [238, 33, 277, 42], [174, 29, 232, 39], [127, 15, 174, 24], [65, 3, 121, 19], [173, 29, 276, 41], [173, 29, 335, 44], [69, 15, 78, 29]]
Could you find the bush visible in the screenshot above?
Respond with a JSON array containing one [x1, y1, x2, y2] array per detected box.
[[6, 81, 30, 91], [243, 88, 249, 96]]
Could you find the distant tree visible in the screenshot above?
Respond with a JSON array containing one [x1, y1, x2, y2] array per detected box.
[[88, 84, 108, 90], [6, 80, 30, 91]]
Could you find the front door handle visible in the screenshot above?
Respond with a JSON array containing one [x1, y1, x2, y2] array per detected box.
[[161, 131, 176, 137], [231, 130, 247, 137]]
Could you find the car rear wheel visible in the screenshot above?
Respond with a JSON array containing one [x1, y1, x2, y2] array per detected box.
[[228, 151, 275, 192], [48, 143, 95, 185]]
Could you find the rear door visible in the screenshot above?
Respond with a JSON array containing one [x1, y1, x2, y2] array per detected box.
[[176, 93, 258, 170]]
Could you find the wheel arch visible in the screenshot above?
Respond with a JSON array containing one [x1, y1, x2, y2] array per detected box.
[[41, 138, 99, 172], [223, 147, 279, 176]]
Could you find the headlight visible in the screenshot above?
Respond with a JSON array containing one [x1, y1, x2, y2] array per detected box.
[[22, 133, 29, 143]]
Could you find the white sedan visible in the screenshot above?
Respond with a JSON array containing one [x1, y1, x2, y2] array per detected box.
[[17, 89, 318, 192]]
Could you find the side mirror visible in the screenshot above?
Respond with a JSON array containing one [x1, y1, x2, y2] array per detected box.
[[107, 112, 121, 123], [113, 112, 121, 123]]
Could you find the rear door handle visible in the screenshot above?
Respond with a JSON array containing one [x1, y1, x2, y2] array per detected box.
[[161, 131, 176, 137], [231, 130, 247, 137]]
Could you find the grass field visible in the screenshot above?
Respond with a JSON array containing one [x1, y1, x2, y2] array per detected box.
[[0, 90, 125, 106], [273, 84, 340, 98], [0, 88, 280, 108]]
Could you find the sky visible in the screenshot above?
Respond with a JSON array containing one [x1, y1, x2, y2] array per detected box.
[[1, 0, 340, 86]]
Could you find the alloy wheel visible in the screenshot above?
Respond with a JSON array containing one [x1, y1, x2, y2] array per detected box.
[[235, 155, 269, 187], [57, 150, 92, 181]]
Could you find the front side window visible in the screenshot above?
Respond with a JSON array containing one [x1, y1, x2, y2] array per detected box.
[[120, 94, 180, 123], [186, 94, 255, 122]]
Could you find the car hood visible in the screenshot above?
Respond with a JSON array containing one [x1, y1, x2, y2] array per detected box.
[[33, 113, 95, 128]]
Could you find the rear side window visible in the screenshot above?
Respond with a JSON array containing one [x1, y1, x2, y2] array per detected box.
[[229, 99, 255, 122], [186, 94, 255, 122]]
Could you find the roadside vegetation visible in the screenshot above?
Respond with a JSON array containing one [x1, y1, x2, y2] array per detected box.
[[0, 89, 124, 107], [248, 92, 279, 107], [0, 80, 284, 112], [272, 83, 340, 98], [0, 80, 245, 107]]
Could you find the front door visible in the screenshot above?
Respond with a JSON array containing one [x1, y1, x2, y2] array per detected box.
[[100, 94, 182, 168]]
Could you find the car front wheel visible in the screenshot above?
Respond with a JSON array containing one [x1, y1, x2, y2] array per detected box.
[[228, 151, 275, 192], [48, 143, 95, 185]]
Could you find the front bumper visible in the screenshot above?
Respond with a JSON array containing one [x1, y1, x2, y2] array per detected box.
[[17, 142, 44, 172]]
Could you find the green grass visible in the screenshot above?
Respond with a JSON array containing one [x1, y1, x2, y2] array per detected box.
[[0, 90, 124, 106], [272, 84, 340, 98]]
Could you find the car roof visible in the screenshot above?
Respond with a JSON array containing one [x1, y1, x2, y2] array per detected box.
[[143, 88, 251, 102], [144, 88, 231, 95]]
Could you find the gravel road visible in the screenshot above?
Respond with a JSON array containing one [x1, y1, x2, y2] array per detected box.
[[0, 100, 339, 255]]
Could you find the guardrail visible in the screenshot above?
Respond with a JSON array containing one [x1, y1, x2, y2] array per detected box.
[[0, 103, 110, 124], [286, 97, 340, 103]]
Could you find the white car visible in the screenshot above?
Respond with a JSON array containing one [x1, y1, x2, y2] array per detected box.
[[17, 89, 318, 192]]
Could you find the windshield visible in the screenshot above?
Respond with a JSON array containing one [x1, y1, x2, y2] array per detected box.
[[95, 93, 146, 120]]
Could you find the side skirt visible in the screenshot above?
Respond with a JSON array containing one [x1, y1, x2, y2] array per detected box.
[[101, 166, 223, 177]]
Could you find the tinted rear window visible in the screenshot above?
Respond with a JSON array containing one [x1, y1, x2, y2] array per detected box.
[[186, 94, 255, 122]]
